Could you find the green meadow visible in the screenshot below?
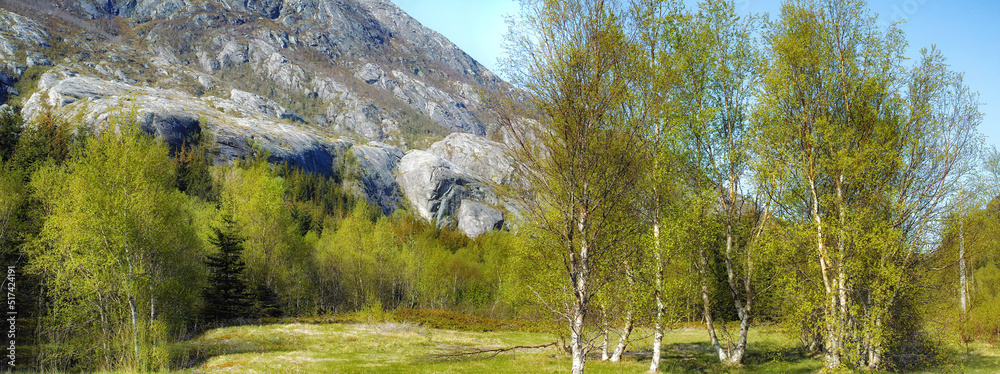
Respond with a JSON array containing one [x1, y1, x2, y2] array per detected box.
[[155, 318, 999, 374]]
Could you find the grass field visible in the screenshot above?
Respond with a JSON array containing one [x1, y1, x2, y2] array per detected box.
[[165, 317, 1000, 373]]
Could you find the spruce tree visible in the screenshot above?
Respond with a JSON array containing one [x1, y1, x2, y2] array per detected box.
[[203, 215, 252, 322], [0, 105, 22, 162], [253, 284, 283, 318]]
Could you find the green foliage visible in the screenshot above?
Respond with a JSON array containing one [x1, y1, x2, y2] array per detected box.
[[252, 283, 285, 318], [0, 105, 65, 368], [11, 105, 74, 172], [219, 158, 298, 317], [26, 108, 204, 371], [276, 162, 356, 234], [0, 160, 25, 249], [0, 105, 22, 161], [310, 205, 514, 316], [752, 0, 980, 369], [927, 199, 1000, 347], [174, 134, 218, 203], [4, 0, 992, 368], [968, 262, 1000, 345], [496, 1, 652, 371]]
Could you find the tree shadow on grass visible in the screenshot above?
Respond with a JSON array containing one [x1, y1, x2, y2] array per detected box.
[[168, 328, 299, 370], [633, 341, 822, 373], [948, 352, 1000, 372]]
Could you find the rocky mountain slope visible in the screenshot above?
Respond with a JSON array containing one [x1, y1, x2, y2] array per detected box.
[[0, 0, 516, 237]]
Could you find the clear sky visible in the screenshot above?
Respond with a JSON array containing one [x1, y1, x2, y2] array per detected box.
[[391, 0, 999, 150]]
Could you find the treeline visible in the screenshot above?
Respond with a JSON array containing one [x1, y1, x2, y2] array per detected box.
[[0, 105, 521, 372], [491, 0, 996, 373]]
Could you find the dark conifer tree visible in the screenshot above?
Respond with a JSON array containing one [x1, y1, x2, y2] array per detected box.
[[253, 284, 284, 318], [174, 136, 217, 202], [0, 105, 22, 162], [203, 215, 252, 322]]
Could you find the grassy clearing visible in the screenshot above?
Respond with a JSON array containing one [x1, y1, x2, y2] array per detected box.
[[157, 318, 1000, 373], [171, 322, 555, 373]]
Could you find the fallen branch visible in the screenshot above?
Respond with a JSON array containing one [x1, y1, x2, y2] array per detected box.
[[434, 341, 558, 360]]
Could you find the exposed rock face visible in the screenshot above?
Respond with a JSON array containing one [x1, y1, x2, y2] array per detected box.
[[428, 132, 513, 184], [351, 141, 405, 215], [357, 0, 496, 85], [0, 8, 49, 66], [9, 0, 502, 143], [228, 89, 303, 122], [456, 200, 504, 238], [137, 110, 202, 153], [21, 68, 345, 178], [1, 0, 520, 237], [0, 7, 49, 100], [395, 133, 512, 236], [397, 150, 478, 225]]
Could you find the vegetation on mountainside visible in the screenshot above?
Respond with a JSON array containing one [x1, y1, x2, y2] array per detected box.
[[0, 105, 523, 372]]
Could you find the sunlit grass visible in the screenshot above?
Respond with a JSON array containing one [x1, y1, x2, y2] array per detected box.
[[155, 321, 1000, 373]]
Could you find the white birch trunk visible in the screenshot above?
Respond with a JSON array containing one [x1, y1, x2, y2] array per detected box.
[[611, 261, 637, 362], [835, 175, 847, 366], [600, 307, 609, 361], [570, 298, 587, 374], [727, 307, 750, 365], [97, 290, 111, 367], [959, 219, 968, 318], [571, 310, 586, 374], [722, 222, 750, 366], [866, 318, 883, 370], [649, 220, 664, 372], [128, 293, 140, 368], [699, 243, 728, 362], [570, 209, 590, 374], [609, 310, 632, 362], [810, 176, 840, 368]]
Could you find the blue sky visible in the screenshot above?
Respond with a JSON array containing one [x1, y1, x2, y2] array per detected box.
[[391, 0, 999, 150]]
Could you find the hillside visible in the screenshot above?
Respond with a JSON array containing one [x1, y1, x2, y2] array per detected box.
[[0, 0, 514, 235]]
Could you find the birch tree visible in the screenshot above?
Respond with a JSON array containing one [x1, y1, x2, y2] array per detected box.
[[626, 0, 685, 369], [28, 109, 203, 371], [666, 0, 768, 365], [496, 1, 645, 372], [757, 0, 980, 368]]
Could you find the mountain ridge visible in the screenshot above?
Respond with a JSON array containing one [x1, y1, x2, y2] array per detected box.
[[0, 0, 514, 237]]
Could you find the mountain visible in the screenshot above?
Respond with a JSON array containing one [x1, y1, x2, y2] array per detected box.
[[0, 0, 516, 237]]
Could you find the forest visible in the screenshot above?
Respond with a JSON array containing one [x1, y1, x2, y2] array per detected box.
[[1, 0, 999, 373]]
